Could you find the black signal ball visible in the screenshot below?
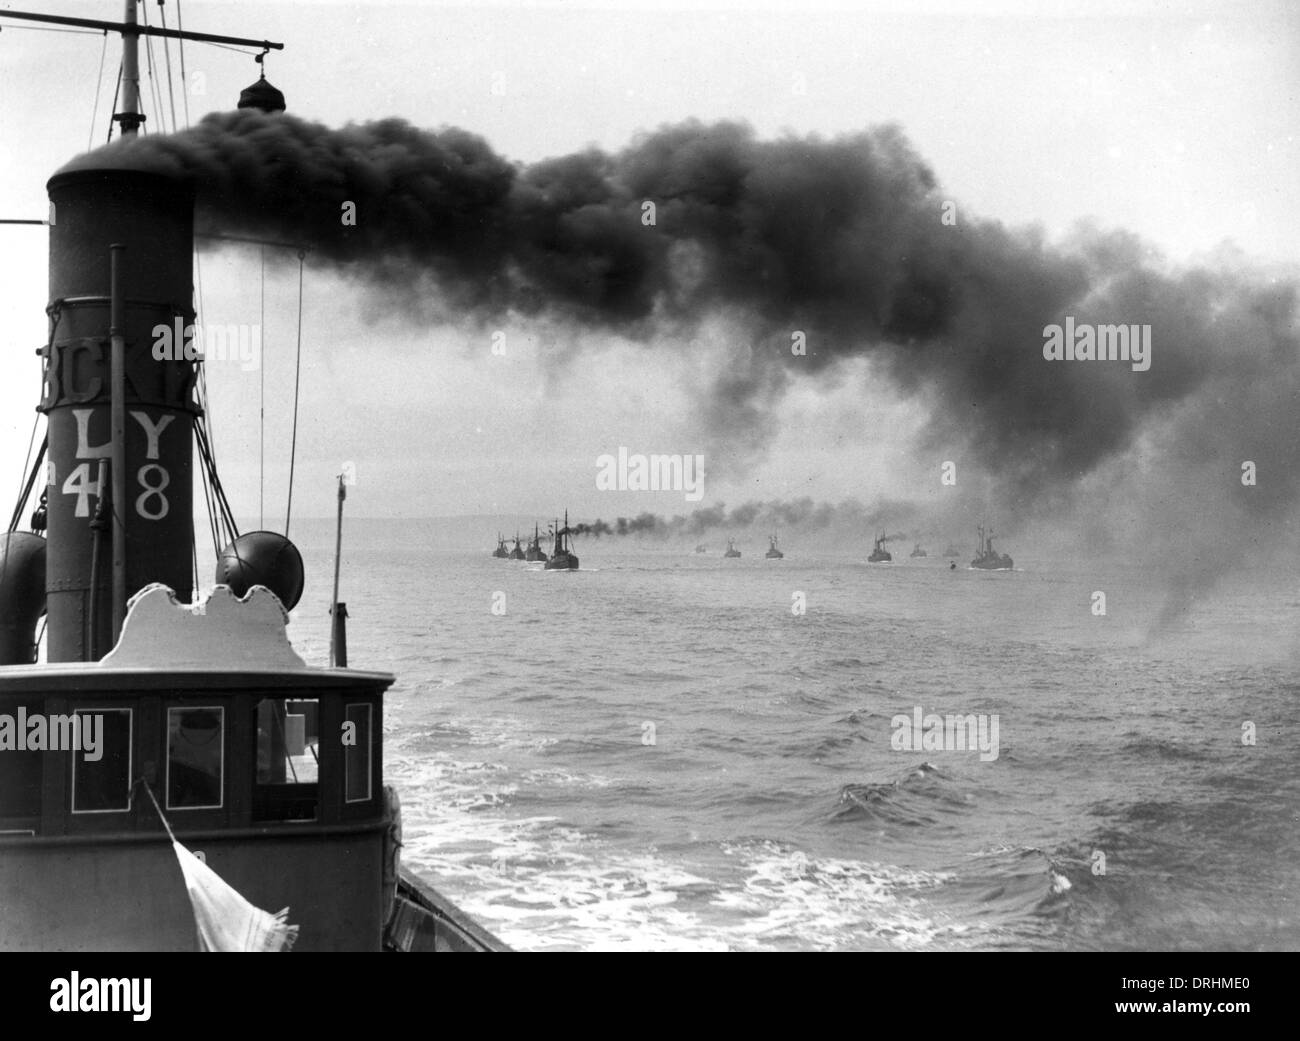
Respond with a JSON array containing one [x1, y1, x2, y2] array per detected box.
[[216, 531, 305, 610]]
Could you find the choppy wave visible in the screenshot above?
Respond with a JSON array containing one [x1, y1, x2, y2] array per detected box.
[[831, 762, 976, 829], [290, 541, 1300, 950]]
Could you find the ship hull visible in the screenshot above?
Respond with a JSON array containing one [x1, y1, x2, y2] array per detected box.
[[969, 553, 1014, 569], [0, 816, 511, 952], [387, 868, 510, 952], [0, 824, 386, 951]]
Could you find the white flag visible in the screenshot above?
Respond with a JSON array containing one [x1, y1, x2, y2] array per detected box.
[[171, 841, 299, 952]]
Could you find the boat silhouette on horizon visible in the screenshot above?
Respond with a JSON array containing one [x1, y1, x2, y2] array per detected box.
[[545, 510, 580, 570], [970, 523, 1014, 570]]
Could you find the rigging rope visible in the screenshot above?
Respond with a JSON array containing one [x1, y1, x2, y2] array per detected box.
[[196, 421, 228, 556], [7, 405, 40, 535], [191, 250, 225, 563], [87, 31, 108, 152], [157, 2, 180, 135], [106, 59, 121, 144], [0, 23, 99, 36], [202, 40, 265, 57], [194, 254, 222, 474], [8, 437, 46, 535], [284, 251, 305, 539], [7, 304, 60, 534], [195, 421, 238, 545], [197, 431, 221, 565], [260, 246, 265, 529], [139, 2, 164, 134], [176, 0, 191, 129]]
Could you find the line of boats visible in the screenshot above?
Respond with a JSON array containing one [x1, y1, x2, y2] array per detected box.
[[540, 524, 1013, 570], [492, 511, 579, 570], [694, 534, 783, 558], [868, 525, 1013, 570]]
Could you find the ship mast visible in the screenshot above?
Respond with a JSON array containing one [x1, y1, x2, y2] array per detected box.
[[118, 0, 143, 136], [0, 3, 284, 139], [0, 3, 287, 659]]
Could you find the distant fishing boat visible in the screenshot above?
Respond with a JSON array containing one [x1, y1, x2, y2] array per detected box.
[[970, 523, 1013, 570], [868, 532, 892, 563], [723, 538, 741, 558], [693, 544, 707, 554], [491, 533, 509, 559], [525, 523, 546, 561], [545, 510, 580, 570], [910, 543, 927, 558], [508, 532, 525, 560], [765, 533, 783, 559]]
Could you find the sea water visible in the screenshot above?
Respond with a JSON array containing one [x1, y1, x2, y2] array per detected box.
[[283, 519, 1299, 951]]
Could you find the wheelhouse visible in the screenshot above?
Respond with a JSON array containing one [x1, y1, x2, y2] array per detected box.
[[0, 585, 397, 952]]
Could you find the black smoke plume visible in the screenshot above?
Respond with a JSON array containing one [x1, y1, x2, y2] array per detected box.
[[65, 111, 1300, 627], [571, 498, 921, 541]]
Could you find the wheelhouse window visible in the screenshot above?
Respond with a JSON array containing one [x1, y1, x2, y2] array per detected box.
[[166, 707, 224, 810], [71, 708, 132, 814], [253, 697, 318, 822], [344, 703, 373, 803]]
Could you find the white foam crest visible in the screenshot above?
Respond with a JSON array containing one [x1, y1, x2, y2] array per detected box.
[[392, 712, 563, 752], [710, 840, 957, 950]]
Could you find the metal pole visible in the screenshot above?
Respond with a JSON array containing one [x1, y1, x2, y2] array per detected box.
[[87, 459, 110, 659], [0, 8, 284, 51], [119, 0, 142, 137], [333, 603, 348, 669], [329, 474, 345, 667], [109, 244, 128, 640]]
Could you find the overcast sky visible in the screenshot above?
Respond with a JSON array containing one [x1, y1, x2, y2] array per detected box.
[[1, 0, 1296, 525]]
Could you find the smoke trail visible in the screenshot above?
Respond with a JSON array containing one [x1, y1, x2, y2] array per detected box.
[[571, 498, 926, 541], [63, 111, 1294, 495], [64, 111, 1300, 624]]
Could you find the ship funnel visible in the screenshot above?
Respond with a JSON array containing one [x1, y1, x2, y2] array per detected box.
[[0, 533, 47, 665], [42, 169, 197, 661], [216, 531, 305, 610]]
